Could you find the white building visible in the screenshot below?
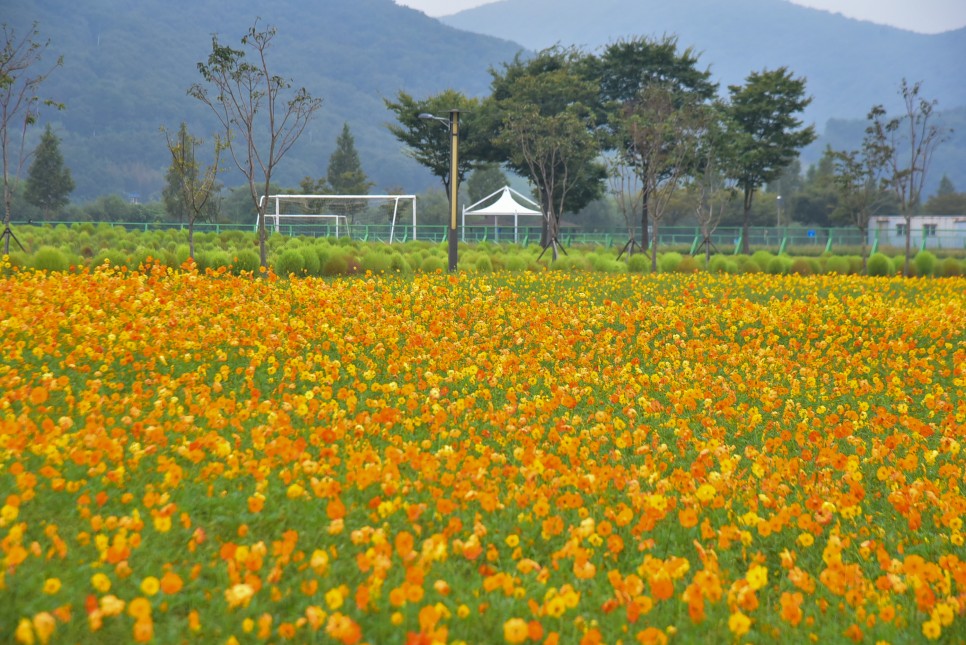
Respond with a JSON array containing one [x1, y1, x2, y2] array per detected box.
[[870, 215, 966, 250]]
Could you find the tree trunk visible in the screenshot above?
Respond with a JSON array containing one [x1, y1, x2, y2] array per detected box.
[[189, 220, 195, 261], [742, 187, 753, 255], [547, 213, 561, 261], [639, 191, 650, 254], [903, 214, 912, 277], [2, 179, 11, 255], [651, 217, 660, 273], [259, 219, 267, 269]]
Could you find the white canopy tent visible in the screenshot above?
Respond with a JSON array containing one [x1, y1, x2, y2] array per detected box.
[[462, 186, 542, 244]]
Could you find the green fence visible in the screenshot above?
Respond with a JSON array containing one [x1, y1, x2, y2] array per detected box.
[[9, 220, 966, 256]]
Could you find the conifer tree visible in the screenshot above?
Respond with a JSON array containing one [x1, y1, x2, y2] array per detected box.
[[326, 123, 372, 220], [25, 124, 73, 219], [326, 123, 373, 195]]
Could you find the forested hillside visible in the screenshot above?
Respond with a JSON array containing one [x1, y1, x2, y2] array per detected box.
[[4, 0, 524, 201], [5, 0, 965, 204]]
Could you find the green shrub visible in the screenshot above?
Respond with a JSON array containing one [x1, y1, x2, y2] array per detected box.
[[5, 251, 28, 270], [549, 256, 587, 272], [735, 255, 761, 274], [866, 252, 893, 276], [232, 249, 261, 274], [131, 247, 158, 271], [207, 251, 233, 271], [891, 256, 908, 275], [789, 258, 813, 276], [31, 246, 69, 272], [503, 255, 527, 272], [709, 255, 738, 274], [751, 250, 774, 272], [174, 244, 191, 266], [937, 257, 963, 277], [309, 246, 330, 271], [824, 256, 851, 275], [626, 253, 651, 273], [361, 252, 393, 274], [322, 254, 349, 276], [388, 253, 411, 274], [675, 256, 700, 273], [913, 250, 938, 276], [91, 250, 130, 270], [193, 251, 213, 273], [659, 252, 683, 273], [299, 247, 321, 276], [597, 259, 625, 273], [474, 255, 494, 273], [274, 249, 306, 276], [420, 256, 446, 273], [765, 256, 791, 275], [582, 253, 605, 270], [707, 255, 728, 274]]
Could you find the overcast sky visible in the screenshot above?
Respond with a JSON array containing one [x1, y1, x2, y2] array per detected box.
[[395, 0, 966, 34]]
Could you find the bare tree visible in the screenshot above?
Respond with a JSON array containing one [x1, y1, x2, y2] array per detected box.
[[189, 20, 322, 268], [162, 122, 222, 261], [620, 85, 702, 272], [499, 105, 600, 260], [826, 144, 890, 272], [1, 21, 63, 254], [692, 103, 736, 263], [606, 153, 643, 259], [866, 79, 949, 276]]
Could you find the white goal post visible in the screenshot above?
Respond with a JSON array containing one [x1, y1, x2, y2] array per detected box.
[[256, 194, 418, 242]]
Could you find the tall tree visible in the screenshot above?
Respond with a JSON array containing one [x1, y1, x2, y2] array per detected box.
[[617, 84, 705, 271], [866, 79, 949, 276], [325, 122, 373, 221], [727, 67, 816, 253], [485, 46, 606, 259], [591, 36, 717, 254], [326, 123, 372, 195], [466, 163, 507, 204], [189, 20, 322, 268], [935, 174, 955, 197], [1, 21, 63, 253], [24, 123, 72, 219], [162, 122, 222, 260], [923, 175, 966, 215], [384, 89, 481, 198], [162, 151, 189, 224], [692, 102, 737, 263]]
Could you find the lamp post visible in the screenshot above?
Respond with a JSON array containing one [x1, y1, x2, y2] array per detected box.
[[419, 109, 460, 272], [776, 195, 782, 228]]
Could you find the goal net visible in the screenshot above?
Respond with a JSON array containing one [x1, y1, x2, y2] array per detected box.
[[256, 194, 417, 241]]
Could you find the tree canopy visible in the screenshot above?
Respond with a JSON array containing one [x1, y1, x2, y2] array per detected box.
[[727, 67, 816, 252]]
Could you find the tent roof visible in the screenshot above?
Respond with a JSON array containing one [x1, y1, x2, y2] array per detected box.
[[463, 186, 541, 216]]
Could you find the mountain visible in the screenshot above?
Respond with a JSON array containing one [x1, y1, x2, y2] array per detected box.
[[5, 0, 966, 205], [4, 0, 525, 201], [442, 0, 966, 128]]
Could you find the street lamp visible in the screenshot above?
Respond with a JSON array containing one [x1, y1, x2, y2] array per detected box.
[[776, 195, 782, 228], [419, 109, 461, 273]]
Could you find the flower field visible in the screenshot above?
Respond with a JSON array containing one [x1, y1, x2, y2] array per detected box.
[[1, 263, 964, 644]]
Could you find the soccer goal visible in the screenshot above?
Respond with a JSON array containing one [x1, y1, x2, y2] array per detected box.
[[256, 194, 417, 242]]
